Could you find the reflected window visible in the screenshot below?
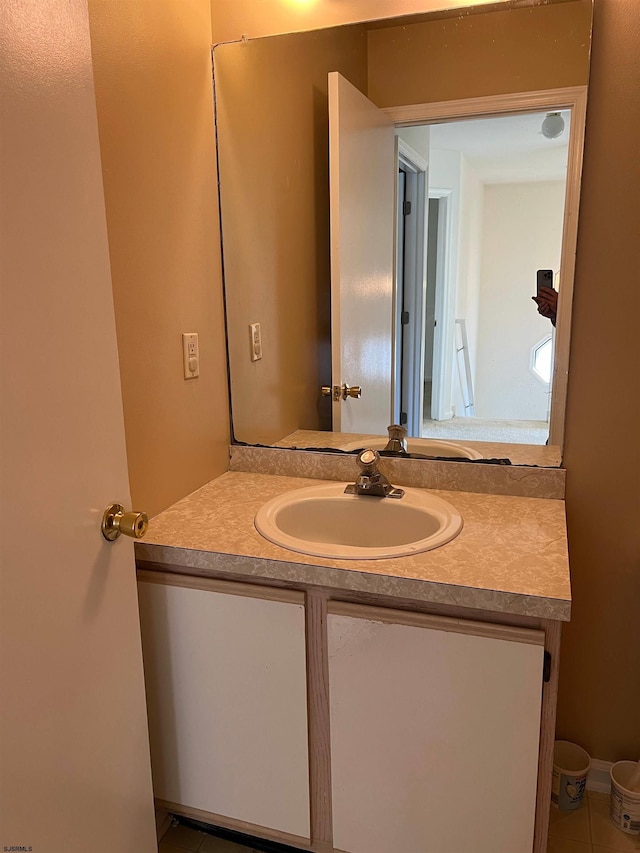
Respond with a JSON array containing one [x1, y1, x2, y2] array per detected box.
[[531, 335, 553, 385]]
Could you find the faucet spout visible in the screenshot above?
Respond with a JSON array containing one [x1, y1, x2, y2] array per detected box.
[[344, 449, 405, 499], [383, 424, 408, 453]]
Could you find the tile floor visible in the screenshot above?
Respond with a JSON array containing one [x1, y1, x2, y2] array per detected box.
[[158, 822, 261, 853], [548, 791, 640, 853], [158, 792, 640, 853]]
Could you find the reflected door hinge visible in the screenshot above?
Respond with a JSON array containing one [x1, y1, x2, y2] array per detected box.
[[403, 200, 412, 216], [401, 311, 410, 325], [400, 412, 408, 424], [543, 650, 552, 683]]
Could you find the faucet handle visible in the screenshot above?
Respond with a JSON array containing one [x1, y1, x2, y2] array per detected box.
[[347, 448, 404, 499], [387, 424, 407, 440], [356, 448, 380, 474], [384, 424, 408, 453]]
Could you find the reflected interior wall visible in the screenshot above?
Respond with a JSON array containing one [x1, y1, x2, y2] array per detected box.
[[475, 181, 565, 421], [367, 1, 591, 105], [216, 28, 367, 444]]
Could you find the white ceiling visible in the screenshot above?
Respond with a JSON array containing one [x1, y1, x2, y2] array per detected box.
[[418, 111, 571, 183]]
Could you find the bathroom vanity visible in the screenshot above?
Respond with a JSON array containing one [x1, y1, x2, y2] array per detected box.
[[137, 3, 591, 848], [135, 452, 570, 853]]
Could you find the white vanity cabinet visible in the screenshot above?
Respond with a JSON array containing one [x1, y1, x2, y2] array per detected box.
[[327, 603, 545, 853], [137, 575, 311, 844], [137, 569, 559, 853]]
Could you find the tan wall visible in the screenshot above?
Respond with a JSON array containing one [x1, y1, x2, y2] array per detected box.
[[367, 1, 591, 105], [555, 0, 640, 762], [87, 0, 230, 518], [210, 0, 511, 43], [216, 28, 367, 444]]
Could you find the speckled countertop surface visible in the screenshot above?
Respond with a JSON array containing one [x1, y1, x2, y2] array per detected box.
[[135, 471, 571, 621]]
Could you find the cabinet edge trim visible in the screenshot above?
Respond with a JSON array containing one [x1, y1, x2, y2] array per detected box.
[[155, 799, 313, 849], [138, 569, 305, 606], [328, 601, 545, 646]]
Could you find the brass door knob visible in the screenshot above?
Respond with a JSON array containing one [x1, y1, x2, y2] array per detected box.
[[101, 503, 149, 541], [321, 385, 336, 398], [342, 384, 362, 400]]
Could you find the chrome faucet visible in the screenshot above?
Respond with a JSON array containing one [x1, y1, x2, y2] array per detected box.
[[344, 449, 405, 499], [383, 424, 408, 453]]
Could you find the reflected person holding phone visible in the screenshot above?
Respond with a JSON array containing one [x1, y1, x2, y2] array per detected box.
[[533, 269, 558, 326]]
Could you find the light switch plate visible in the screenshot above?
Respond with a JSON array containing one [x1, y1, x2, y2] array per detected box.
[[249, 322, 262, 362], [182, 332, 199, 379]]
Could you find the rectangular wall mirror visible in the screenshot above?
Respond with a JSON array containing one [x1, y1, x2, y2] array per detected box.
[[214, 0, 593, 467]]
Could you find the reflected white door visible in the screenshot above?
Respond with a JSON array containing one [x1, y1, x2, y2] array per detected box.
[[328, 72, 396, 434], [1, 2, 156, 851]]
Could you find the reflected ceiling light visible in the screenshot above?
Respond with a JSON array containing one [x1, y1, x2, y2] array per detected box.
[[541, 112, 565, 139]]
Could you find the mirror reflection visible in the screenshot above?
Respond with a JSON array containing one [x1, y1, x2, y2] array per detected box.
[[214, 0, 593, 466]]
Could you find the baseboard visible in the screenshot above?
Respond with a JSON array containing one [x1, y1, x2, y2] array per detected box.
[[155, 807, 172, 841], [587, 758, 613, 794]]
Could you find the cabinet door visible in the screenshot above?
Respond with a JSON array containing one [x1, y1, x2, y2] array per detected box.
[[138, 576, 310, 842], [328, 605, 544, 853]]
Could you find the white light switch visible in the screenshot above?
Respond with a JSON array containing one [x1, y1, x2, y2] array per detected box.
[[249, 323, 262, 362], [182, 333, 199, 379]]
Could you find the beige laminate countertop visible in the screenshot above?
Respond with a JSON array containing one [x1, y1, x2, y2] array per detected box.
[[135, 471, 571, 621]]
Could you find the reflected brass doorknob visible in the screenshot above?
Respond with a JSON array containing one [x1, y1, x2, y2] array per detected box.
[[320, 384, 362, 401], [101, 503, 149, 541], [342, 384, 362, 400]]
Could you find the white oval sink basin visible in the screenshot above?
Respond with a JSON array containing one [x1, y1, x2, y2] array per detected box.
[[255, 482, 463, 560], [340, 437, 482, 460]]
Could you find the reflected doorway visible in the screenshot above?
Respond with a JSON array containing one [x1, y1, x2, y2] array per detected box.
[[394, 110, 570, 445]]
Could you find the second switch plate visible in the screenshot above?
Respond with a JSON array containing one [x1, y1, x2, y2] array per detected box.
[[182, 332, 199, 379], [249, 323, 262, 362]]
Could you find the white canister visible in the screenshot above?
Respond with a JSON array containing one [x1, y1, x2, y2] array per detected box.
[[610, 761, 640, 835], [552, 741, 590, 810]]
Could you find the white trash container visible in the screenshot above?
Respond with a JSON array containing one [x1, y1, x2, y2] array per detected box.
[[610, 761, 640, 835], [552, 741, 590, 810]]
